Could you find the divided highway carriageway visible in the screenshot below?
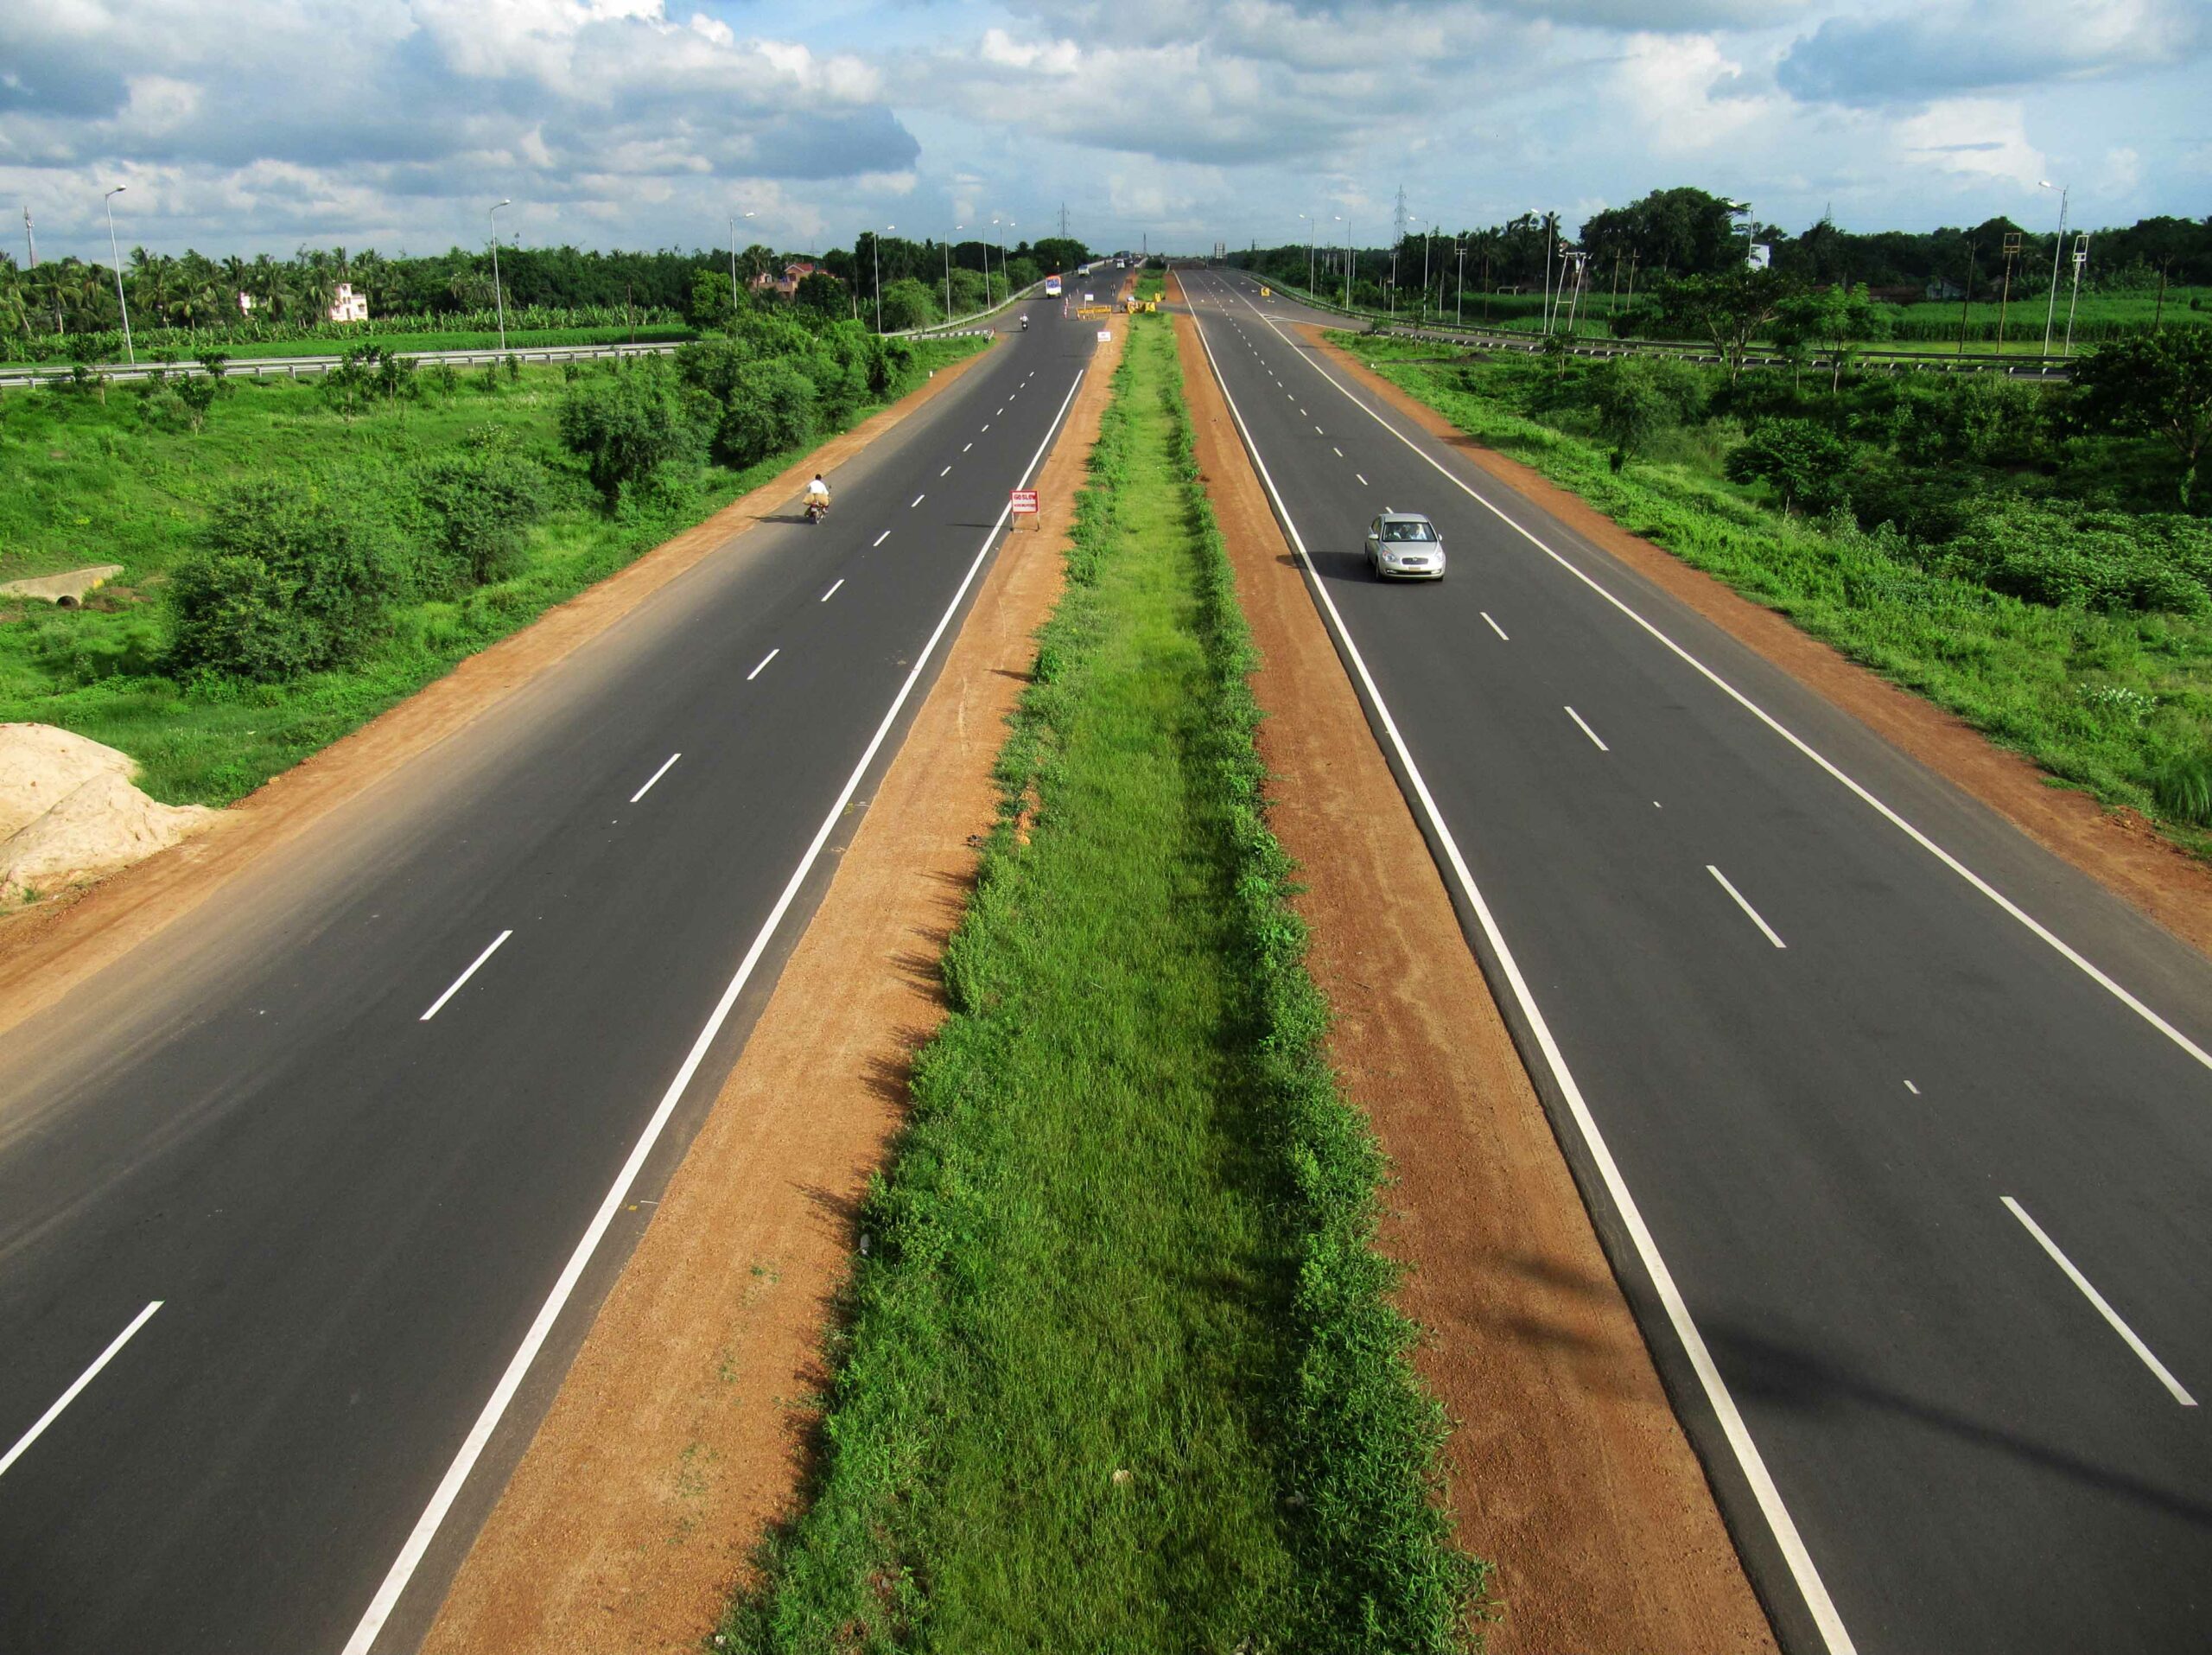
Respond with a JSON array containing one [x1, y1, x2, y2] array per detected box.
[[1177, 265, 2212, 1655], [0, 302, 1096, 1654]]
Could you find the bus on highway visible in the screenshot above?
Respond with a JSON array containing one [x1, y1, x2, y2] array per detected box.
[[1045, 272, 1063, 297]]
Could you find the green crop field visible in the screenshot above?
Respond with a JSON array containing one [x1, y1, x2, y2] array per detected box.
[[0, 334, 983, 811], [723, 314, 1483, 1652]]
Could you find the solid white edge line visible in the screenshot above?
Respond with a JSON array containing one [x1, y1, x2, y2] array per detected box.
[[0, 1301, 163, 1480], [338, 360, 1090, 1655], [2002, 1197, 2196, 1406], [1707, 864, 1788, 950], [1566, 705, 1611, 753], [418, 930, 514, 1022], [819, 578, 844, 603], [1188, 302, 1859, 1655], [1481, 610, 1510, 641], [747, 648, 779, 681], [628, 752, 681, 804], [1226, 281, 2212, 1078]]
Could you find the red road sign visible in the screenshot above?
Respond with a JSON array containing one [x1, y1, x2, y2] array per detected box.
[[1010, 489, 1039, 516]]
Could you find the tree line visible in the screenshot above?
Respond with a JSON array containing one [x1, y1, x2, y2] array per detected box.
[[1231, 187, 2212, 315], [0, 232, 1095, 349]]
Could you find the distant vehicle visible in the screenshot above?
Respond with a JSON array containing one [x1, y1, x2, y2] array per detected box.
[[1045, 273, 1063, 297], [1363, 512, 1445, 580]]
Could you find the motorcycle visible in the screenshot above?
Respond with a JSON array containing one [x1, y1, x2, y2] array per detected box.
[[805, 495, 830, 525]]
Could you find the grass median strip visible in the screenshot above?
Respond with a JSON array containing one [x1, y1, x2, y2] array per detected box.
[[724, 314, 1484, 1652]]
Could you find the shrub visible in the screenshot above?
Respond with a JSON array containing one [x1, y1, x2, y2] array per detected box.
[[558, 361, 702, 504], [168, 483, 402, 679], [1725, 418, 1853, 514], [2153, 749, 2212, 825], [1588, 358, 1670, 469], [709, 358, 818, 468], [1936, 499, 2212, 614], [416, 434, 550, 589], [875, 277, 940, 333]]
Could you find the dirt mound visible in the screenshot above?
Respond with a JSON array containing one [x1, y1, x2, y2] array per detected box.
[[0, 724, 215, 901]]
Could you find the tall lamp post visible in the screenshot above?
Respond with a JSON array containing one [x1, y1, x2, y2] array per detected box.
[[2037, 180, 2069, 357], [2063, 232, 2089, 357], [103, 186, 135, 365], [489, 199, 512, 352], [872, 223, 894, 332], [728, 209, 754, 319], [1539, 211, 1556, 334]]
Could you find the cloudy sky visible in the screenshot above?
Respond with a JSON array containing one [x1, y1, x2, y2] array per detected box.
[[3, 0, 2204, 264]]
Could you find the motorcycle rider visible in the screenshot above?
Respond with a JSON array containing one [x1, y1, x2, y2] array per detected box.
[[804, 474, 831, 520]]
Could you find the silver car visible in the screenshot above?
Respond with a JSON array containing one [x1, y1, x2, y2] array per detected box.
[[1364, 511, 1446, 580]]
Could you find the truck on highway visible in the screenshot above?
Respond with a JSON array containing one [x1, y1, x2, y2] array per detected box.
[[1045, 273, 1063, 297]]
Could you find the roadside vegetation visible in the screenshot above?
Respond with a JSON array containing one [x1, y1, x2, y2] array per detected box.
[[724, 314, 1484, 1652], [1236, 187, 2212, 353], [1338, 327, 2212, 851], [2, 324, 694, 371], [0, 233, 1098, 362], [1135, 264, 1166, 302], [0, 316, 984, 805]]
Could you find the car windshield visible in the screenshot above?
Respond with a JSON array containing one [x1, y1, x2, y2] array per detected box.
[[1384, 520, 1437, 542]]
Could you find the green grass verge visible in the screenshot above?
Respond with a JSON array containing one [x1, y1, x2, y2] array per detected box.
[[722, 314, 1484, 1653], [1135, 266, 1166, 302], [1338, 331, 2212, 856], [0, 336, 984, 805]]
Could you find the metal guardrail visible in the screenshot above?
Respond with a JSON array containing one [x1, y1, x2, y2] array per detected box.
[[3, 268, 1132, 391], [0, 339, 683, 393], [891, 280, 1045, 340], [1213, 274, 2075, 380]]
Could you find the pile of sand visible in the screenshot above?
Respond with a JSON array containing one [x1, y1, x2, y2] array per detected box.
[[1, 724, 216, 902]]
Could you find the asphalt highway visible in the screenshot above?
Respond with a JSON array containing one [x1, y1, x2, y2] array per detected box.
[[0, 301, 1095, 1653], [1177, 267, 2212, 1655]]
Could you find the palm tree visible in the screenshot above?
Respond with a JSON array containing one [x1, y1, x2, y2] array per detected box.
[[220, 255, 251, 320]]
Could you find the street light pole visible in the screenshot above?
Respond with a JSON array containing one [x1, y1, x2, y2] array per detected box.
[[728, 209, 754, 321], [489, 199, 511, 353], [2037, 181, 2068, 357], [873, 223, 893, 333], [103, 186, 134, 365], [2064, 232, 2088, 356], [1456, 232, 1465, 327], [1541, 212, 1555, 334]]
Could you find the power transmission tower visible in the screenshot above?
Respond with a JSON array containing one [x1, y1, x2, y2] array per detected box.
[[1393, 184, 1410, 252], [1058, 202, 1070, 238]]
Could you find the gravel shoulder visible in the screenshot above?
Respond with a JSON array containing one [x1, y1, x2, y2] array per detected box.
[[1173, 283, 1779, 1653], [416, 325, 1126, 1653]]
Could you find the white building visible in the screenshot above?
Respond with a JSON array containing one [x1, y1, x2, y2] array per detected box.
[[328, 283, 368, 323]]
